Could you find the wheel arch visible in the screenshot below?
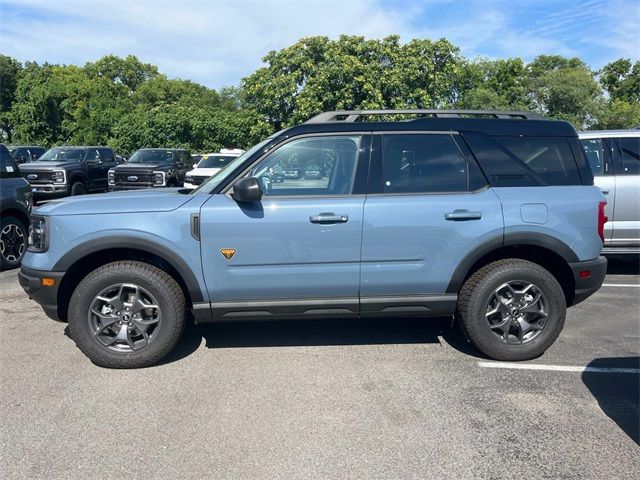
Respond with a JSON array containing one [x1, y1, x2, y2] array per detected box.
[[0, 206, 30, 229], [54, 237, 204, 321], [447, 233, 577, 305]]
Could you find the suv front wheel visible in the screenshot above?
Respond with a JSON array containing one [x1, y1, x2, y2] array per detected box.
[[0, 215, 27, 271], [456, 259, 566, 361], [68, 261, 186, 368]]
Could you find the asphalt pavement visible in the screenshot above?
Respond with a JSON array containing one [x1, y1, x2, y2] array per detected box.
[[1, 256, 638, 479]]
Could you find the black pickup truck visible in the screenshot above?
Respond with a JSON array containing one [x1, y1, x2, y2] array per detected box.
[[108, 148, 192, 190], [19, 146, 117, 201]]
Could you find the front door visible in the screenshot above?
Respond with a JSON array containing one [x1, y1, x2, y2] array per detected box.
[[360, 133, 504, 315], [84, 148, 104, 190], [199, 134, 369, 320]]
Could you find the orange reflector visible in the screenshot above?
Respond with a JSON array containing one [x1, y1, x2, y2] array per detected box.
[[579, 270, 591, 279], [41, 278, 56, 287]]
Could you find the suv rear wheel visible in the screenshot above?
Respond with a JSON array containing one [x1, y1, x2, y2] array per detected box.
[[0, 215, 27, 271], [68, 261, 186, 368], [456, 259, 566, 361]]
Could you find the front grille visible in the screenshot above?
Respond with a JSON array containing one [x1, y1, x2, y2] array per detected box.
[[22, 171, 53, 184], [114, 172, 154, 185]]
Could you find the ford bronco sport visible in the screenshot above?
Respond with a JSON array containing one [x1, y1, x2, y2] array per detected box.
[[19, 110, 607, 368]]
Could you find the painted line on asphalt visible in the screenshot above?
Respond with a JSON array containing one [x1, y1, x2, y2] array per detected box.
[[601, 283, 640, 288], [477, 362, 639, 374]]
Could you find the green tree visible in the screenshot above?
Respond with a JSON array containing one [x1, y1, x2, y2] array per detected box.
[[596, 99, 640, 129], [599, 59, 640, 103], [0, 54, 23, 142]]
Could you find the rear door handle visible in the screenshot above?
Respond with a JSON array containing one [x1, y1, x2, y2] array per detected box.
[[309, 213, 349, 224], [445, 210, 482, 221]]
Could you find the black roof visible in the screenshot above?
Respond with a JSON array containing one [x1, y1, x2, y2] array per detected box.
[[279, 110, 577, 138]]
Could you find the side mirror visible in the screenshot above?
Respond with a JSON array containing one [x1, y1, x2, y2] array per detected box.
[[232, 177, 262, 203]]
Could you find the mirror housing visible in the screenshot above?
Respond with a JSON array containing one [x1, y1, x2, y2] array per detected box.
[[232, 177, 262, 203]]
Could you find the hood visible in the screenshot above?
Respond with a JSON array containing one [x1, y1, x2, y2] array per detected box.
[[113, 162, 170, 171], [34, 188, 196, 216], [19, 161, 77, 170], [187, 167, 221, 176]]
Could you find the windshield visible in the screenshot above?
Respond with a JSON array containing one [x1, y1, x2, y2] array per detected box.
[[39, 147, 86, 162], [192, 137, 276, 193], [129, 149, 174, 164], [197, 155, 236, 169]]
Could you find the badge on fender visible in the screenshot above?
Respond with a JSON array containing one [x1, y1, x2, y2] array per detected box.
[[220, 248, 236, 260]]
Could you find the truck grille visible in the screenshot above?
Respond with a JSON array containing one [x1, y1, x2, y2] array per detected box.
[[22, 171, 53, 184], [114, 172, 154, 185]]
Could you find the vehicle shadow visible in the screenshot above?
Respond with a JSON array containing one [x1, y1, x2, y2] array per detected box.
[[582, 357, 640, 445], [160, 315, 484, 365], [605, 255, 640, 275]]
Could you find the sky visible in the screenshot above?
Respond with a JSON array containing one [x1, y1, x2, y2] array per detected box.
[[1, 0, 638, 89]]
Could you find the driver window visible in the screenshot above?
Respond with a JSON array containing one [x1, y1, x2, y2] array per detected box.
[[251, 135, 360, 196], [84, 149, 101, 161]]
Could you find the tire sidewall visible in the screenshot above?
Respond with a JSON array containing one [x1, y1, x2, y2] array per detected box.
[[463, 263, 566, 360], [0, 216, 27, 270], [71, 182, 86, 196], [68, 265, 183, 366]]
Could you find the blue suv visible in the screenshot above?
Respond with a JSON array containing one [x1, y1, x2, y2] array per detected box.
[[19, 110, 607, 368]]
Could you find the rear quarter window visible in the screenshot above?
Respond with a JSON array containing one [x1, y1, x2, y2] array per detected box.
[[618, 137, 640, 175], [0, 145, 20, 178]]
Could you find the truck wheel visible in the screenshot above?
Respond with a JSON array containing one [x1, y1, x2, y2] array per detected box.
[[71, 181, 87, 196], [0, 215, 27, 271], [68, 261, 186, 368], [456, 259, 566, 361]]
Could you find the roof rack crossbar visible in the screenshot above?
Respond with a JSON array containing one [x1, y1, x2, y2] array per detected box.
[[305, 110, 544, 123]]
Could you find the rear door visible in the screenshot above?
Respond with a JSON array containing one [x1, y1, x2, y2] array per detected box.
[[611, 136, 640, 246], [360, 133, 503, 315], [580, 137, 615, 243]]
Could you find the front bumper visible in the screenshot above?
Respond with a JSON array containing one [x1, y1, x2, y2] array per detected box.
[[18, 267, 65, 321], [568, 256, 607, 306], [109, 184, 155, 191], [30, 184, 69, 200]]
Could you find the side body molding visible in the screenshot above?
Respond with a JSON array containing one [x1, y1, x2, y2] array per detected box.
[[446, 232, 578, 294], [52, 236, 205, 303]]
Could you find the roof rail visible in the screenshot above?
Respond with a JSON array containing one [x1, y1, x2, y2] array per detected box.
[[305, 109, 545, 123]]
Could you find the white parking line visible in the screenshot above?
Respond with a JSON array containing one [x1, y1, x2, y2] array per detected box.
[[601, 283, 640, 288], [477, 362, 639, 374]]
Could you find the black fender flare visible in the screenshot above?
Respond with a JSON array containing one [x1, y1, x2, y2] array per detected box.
[[52, 236, 204, 302], [446, 232, 578, 293]]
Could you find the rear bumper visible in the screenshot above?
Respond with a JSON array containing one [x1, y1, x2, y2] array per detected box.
[[18, 267, 65, 321], [568, 256, 607, 306]]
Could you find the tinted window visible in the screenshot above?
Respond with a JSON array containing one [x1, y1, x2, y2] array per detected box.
[[382, 134, 467, 193], [198, 155, 236, 169], [0, 145, 19, 178], [618, 137, 640, 175], [40, 147, 86, 162], [99, 148, 115, 163], [252, 135, 360, 196], [493, 136, 581, 185], [84, 149, 101, 161], [580, 139, 605, 176]]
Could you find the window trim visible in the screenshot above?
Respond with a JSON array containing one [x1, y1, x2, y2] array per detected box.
[[613, 137, 640, 176], [222, 132, 371, 199], [367, 131, 483, 196]]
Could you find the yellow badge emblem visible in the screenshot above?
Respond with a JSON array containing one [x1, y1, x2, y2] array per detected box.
[[220, 248, 236, 260]]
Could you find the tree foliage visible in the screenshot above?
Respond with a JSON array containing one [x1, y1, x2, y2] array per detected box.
[[0, 42, 638, 152]]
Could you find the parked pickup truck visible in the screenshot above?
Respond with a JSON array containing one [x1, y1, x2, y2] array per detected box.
[[19, 146, 117, 201]]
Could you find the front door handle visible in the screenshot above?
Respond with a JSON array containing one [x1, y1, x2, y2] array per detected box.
[[309, 213, 349, 224], [445, 210, 482, 221], [600, 188, 610, 195]]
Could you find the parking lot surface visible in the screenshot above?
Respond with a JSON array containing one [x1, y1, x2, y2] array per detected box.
[[1, 257, 638, 479]]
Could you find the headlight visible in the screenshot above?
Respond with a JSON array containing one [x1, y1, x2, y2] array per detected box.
[[28, 216, 48, 252], [185, 175, 192, 182], [108, 170, 115, 185], [153, 171, 166, 186], [51, 170, 66, 184]]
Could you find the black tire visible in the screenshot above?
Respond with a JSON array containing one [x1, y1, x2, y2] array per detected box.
[[68, 261, 186, 368], [456, 259, 566, 361], [0, 215, 28, 271], [70, 181, 87, 196]]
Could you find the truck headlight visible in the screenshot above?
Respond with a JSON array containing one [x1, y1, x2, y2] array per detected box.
[[108, 170, 115, 185], [28, 216, 48, 252], [153, 171, 165, 186], [51, 170, 66, 184]]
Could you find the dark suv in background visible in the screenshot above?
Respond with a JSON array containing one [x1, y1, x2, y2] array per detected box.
[[108, 148, 192, 190], [0, 144, 32, 270], [9, 146, 47, 164], [19, 146, 116, 201]]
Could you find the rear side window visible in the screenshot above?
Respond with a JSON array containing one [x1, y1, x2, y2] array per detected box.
[[618, 137, 640, 175], [580, 138, 605, 176], [462, 132, 582, 186], [0, 145, 19, 178], [99, 148, 115, 163], [381, 134, 468, 193]]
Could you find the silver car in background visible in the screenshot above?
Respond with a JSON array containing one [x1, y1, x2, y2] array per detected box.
[[579, 130, 640, 254]]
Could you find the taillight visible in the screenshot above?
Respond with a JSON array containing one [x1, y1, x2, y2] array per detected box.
[[597, 201, 608, 243]]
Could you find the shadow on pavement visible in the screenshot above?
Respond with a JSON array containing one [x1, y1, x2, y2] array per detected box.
[[160, 315, 485, 365], [605, 255, 640, 275], [582, 357, 640, 445]]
